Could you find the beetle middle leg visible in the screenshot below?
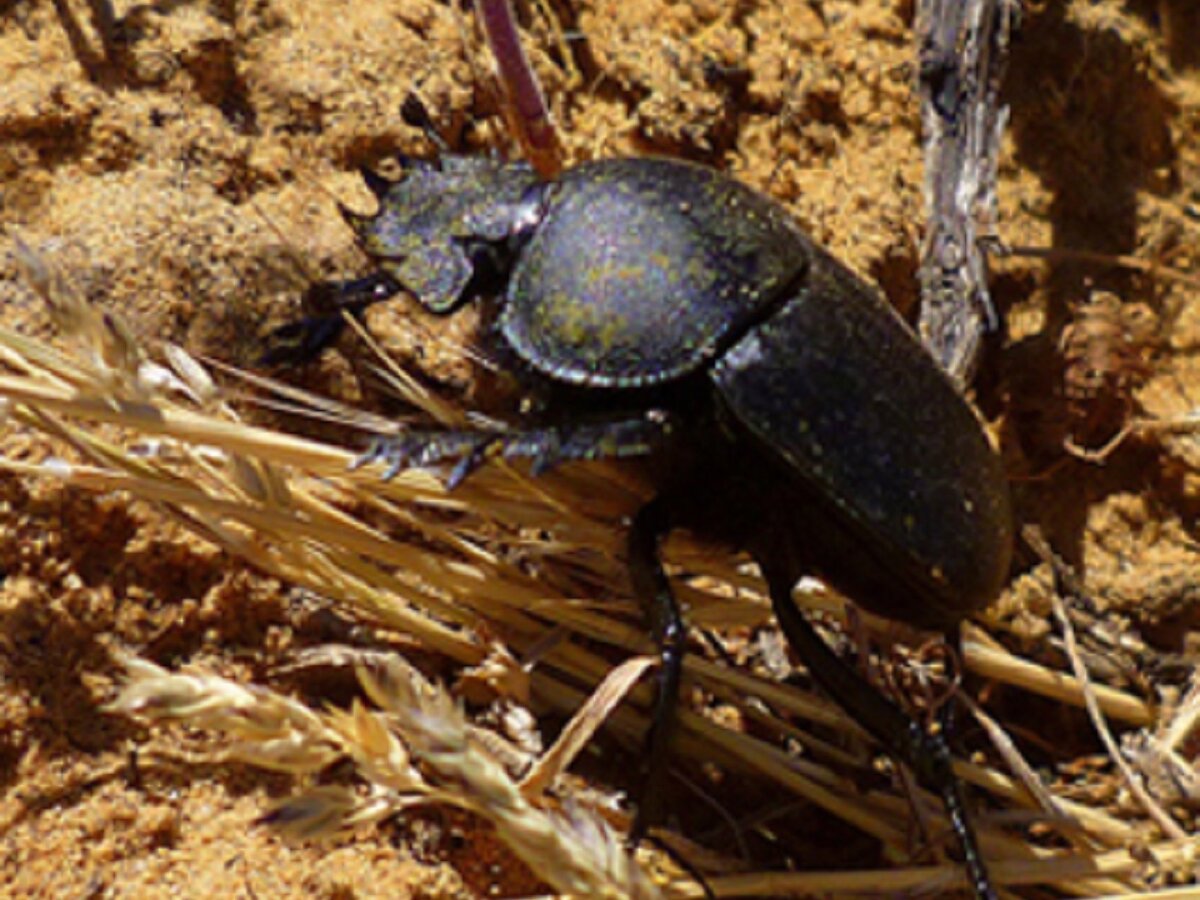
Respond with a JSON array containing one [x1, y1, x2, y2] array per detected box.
[[626, 495, 686, 843], [760, 563, 996, 900]]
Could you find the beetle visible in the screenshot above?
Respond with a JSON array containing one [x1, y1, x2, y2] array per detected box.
[[268, 152, 1014, 898]]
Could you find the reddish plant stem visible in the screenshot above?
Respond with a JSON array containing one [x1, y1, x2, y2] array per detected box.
[[475, 0, 564, 178]]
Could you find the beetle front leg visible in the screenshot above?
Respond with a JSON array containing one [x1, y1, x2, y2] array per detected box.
[[357, 411, 676, 487], [261, 272, 401, 366], [626, 496, 685, 844], [760, 564, 996, 900]]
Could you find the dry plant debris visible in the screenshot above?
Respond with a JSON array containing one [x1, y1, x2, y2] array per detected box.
[[2, 202, 1198, 897]]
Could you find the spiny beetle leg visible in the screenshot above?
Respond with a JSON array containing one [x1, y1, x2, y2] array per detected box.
[[502, 413, 674, 476], [358, 412, 676, 486], [626, 496, 686, 844], [260, 272, 400, 366], [761, 564, 996, 900], [355, 431, 496, 482]]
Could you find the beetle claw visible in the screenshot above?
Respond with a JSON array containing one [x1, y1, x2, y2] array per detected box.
[[353, 436, 414, 480], [445, 438, 495, 489]]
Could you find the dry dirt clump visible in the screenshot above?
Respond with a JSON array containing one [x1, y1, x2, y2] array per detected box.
[[1, 0, 1200, 898]]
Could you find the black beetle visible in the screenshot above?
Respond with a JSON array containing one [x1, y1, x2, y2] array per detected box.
[[270, 153, 1014, 897]]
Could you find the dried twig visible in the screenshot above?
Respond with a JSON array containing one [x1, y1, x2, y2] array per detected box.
[[915, 0, 1019, 382], [1023, 528, 1187, 841], [521, 654, 656, 798], [959, 693, 1090, 844], [962, 632, 1154, 727], [1050, 593, 1187, 842]]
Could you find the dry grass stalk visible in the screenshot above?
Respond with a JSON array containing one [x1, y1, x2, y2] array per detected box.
[[1023, 526, 1189, 847], [5, 238, 1199, 895], [106, 654, 343, 775], [1124, 671, 1200, 811], [962, 630, 1155, 726], [1050, 593, 1187, 842], [358, 655, 663, 899], [659, 834, 1200, 897]]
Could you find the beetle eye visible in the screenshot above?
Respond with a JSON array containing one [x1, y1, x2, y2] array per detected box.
[[510, 183, 549, 239]]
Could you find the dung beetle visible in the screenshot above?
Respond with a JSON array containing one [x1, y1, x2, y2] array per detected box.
[[270, 153, 1014, 897]]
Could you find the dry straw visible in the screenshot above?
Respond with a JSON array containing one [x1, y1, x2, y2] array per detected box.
[[4, 234, 1199, 896]]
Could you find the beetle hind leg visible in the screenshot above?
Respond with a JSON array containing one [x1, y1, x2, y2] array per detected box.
[[759, 563, 997, 900]]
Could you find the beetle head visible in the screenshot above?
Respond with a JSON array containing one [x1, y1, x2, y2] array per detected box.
[[344, 155, 545, 314]]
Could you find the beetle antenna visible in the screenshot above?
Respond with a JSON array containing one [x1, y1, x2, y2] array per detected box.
[[401, 93, 452, 155]]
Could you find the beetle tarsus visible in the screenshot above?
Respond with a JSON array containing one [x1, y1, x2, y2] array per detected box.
[[355, 431, 493, 482], [446, 436, 500, 489]]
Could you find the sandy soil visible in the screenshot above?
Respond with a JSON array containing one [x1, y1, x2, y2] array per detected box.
[[2, 0, 1199, 897]]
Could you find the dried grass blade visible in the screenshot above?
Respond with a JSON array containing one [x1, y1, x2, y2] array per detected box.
[[522, 654, 656, 798], [963, 635, 1153, 726], [1050, 593, 1187, 841]]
